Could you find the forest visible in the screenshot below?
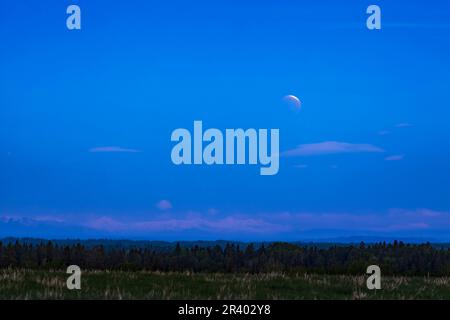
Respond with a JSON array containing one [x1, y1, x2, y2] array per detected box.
[[1, 240, 450, 276]]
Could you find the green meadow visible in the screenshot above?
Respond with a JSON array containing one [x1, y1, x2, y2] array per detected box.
[[0, 269, 449, 300]]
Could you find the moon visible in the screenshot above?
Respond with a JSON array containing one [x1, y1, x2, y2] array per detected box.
[[283, 95, 301, 110]]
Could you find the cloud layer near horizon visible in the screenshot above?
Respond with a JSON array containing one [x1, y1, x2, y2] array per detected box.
[[2, 208, 450, 241]]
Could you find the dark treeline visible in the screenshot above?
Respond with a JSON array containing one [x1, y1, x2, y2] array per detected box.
[[1, 240, 450, 276]]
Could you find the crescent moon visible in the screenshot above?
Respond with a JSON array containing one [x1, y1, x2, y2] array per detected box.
[[283, 95, 301, 110]]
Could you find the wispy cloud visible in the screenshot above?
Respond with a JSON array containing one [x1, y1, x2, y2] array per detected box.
[[282, 141, 384, 157], [395, 123, 413, 128], [384, 23, 450, 30], [378, 130, 390, 136], [89, 146, 141, 153], [378, 122, 412, 136], [385, 154, 404, 161], [156, 200, 173, 210]]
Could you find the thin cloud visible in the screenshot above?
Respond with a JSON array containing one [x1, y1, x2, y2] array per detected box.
[[384, 23, 450, 29], [207, 208, 220, 215], [395, 123, 413, 128], [385, 154, 404, 161], [156, 200, 173, 210], [264, 209, 450, 232], [89, 146, 141, 153], [282, 141, 384, 157]]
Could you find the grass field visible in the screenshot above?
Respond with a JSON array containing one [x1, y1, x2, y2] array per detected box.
[[0, 269, 449, 299]]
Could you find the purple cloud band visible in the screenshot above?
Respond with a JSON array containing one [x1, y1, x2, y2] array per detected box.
[[282, 141, 384, 157], [385, 154, 405, 161], [89, 146, 141, 153], [2, 209, 450, 239]]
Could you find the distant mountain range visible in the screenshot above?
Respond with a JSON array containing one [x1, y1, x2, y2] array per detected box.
[[1, 237, 449, 250]]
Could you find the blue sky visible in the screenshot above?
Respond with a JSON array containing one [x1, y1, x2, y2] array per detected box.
[[1, 0, 450, 241]]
